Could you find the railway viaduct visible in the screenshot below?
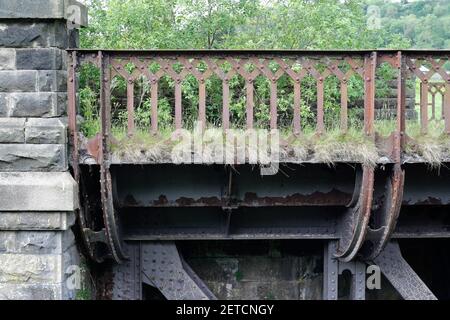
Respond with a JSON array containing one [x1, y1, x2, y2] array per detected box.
[[0, 0, 450, 300]]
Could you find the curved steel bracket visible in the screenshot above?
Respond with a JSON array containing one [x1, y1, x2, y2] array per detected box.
[[361, 51, 406, 260], [362, 163, 404, 260], [334, 165, 374, 262], [99, 165, 128, 263]]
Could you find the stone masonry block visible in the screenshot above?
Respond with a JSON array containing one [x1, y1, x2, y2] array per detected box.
[[0, 254, 62, 284], [38, 70, 67, 92], [25, 118, 66, 144], [387, 87, 415, 98], [0, 0, 84, 302], [0, 230, 75, 255], [0, 0, 88, 27], [0, 49, 15, 70], [375, 97, 415, 110], [56, 93, 68, 116], [0, 21, 72, 49], [0, 244, 81, 299], [0, 144, 67, 171], [0, 172, 78, 211], [0, 70, 66, 93], [7, 92, 66, 117], [0, 212, 75, 231], [0, 283, 65, 300], [0, 94, 7, 116], [0, 70, 38, 92], [15, 48, 65, 70], [0, 118, 25, 143]]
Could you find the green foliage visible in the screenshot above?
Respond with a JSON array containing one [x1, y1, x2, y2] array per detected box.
[[79, 87, 100, 137], [366, 0, 450, 49], [75, 287, 92, 300], [234, 270, 243, 282], [81, 0, 416, 50]]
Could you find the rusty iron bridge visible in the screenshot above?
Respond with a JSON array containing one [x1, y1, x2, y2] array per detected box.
[[67, 49, 450, 300]]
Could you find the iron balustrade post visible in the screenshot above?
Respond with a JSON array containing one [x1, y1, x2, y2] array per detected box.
[[397, 51, 406, 155], [68, 51, 79, 179]]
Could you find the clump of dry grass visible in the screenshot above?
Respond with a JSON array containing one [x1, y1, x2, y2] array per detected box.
[[311, 127, 378, 166], [110, 127, 174, 162], [404, 121, 450, 168], [374, 118, 450, 167], [108, 127, 380, 165], [284, 126, 378, 166], [407, 139, 443, 166], [107, 120, 450, 167]]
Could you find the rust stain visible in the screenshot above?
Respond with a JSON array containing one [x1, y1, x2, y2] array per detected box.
[[175, 196, 223, 206], [243, 188, 351, 206], [415, 197, 442, 205], [153, 195, 222, 206], [121, 190, 352, 207], [124, 194, 138, 206], [86, 134, 101, 162], [154, 195, 169, 205]]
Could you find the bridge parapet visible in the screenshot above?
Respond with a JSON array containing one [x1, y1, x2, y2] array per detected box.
[[69, 49, 450, 167]]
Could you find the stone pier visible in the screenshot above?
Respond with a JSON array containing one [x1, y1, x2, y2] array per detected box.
[[0, 0, 87, 299]]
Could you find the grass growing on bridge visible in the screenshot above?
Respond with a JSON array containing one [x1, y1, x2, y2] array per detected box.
[[106, 119, 450, 167], [108, 124, 379, 166], [80, 85, 449, 166], [288, 126, 378, 166], [375, 118, 450, 166], [404, 121, 450, 166]]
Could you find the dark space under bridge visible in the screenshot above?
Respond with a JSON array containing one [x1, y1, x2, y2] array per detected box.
[[67, 49, 450, 300]]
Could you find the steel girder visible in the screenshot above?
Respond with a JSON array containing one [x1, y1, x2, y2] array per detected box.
[[323, 240, 437, 300], [371, 241, 436, 300], [79, 162, 450, 262], [110, 242, 216, 300], [323, 241, 366, 300]]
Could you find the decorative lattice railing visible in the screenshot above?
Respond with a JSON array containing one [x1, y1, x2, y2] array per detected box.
[[67, 49, 450, 167]]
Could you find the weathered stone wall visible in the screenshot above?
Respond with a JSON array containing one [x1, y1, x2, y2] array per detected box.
[[181, 240, 400, 300], [182, 241, 323, 300], [0, 0, 87, 300]]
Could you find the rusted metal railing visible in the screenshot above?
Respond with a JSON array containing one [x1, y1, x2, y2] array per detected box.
[[70, 50, 375, 135], [415, 81, 447, 121], [68, 50, 450, 160]]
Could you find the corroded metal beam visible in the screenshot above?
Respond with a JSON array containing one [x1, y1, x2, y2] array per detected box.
[[360, 52, 406, 260], [99, 51, 128, 263], [372, 241, 437, 300]]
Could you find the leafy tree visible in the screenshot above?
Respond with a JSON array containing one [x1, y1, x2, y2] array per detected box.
[[81, 0, 415, 50]]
